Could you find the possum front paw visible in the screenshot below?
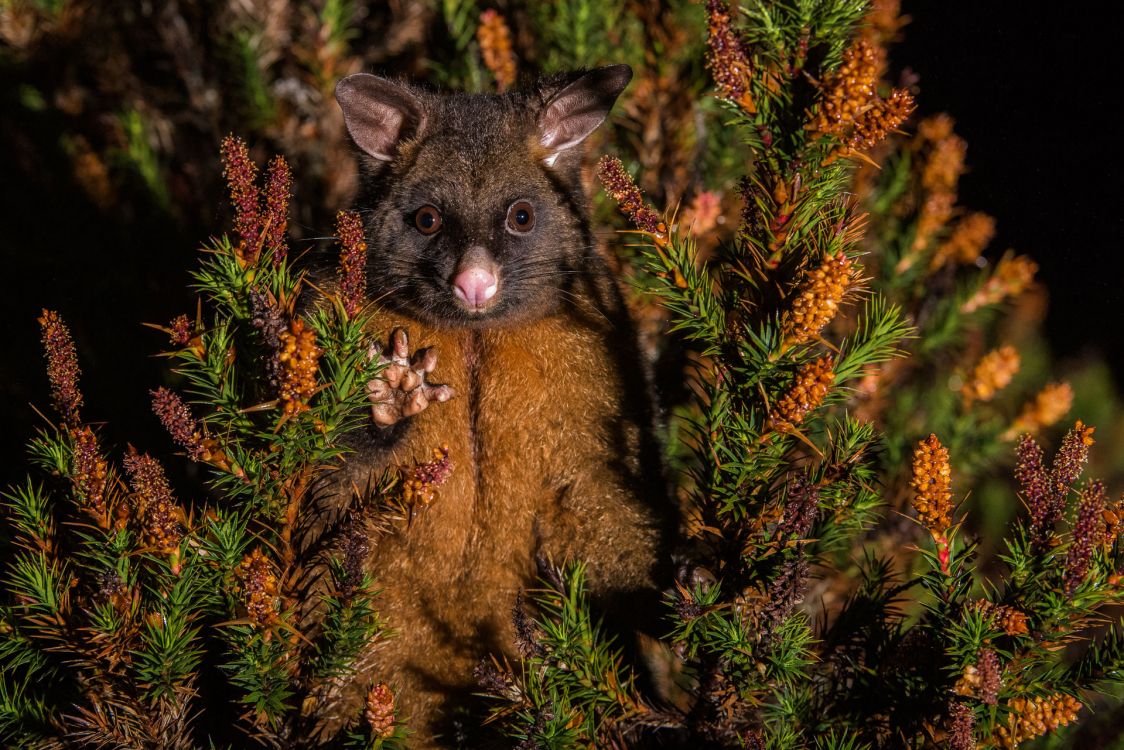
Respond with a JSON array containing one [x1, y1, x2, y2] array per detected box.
[[367, 327, 455, 427]]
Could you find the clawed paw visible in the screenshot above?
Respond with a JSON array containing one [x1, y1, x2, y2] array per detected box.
[[367, 328, 455, 427]]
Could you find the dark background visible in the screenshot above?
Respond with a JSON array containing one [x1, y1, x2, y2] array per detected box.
[[893, 4, 1124, 381], [1, 2, 1122, 484]]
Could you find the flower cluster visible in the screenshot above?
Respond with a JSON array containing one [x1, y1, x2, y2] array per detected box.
[[71, 425, 108, 520], [954, 649, 1000, 705], [809, 37, 881, 135], [122, 450, 186, 562], [596, 155, 665, 239], [931, 211, 995, 270], [401, 445, 454, 508], [477, 10, 516, 92], [262, 155, 292, 266], [705, 0, 755, 113], [151, 387, 205, 460], [364, 682, 396, 738], [947, 702, 975, 750], [995, 694, 1081, 749], [769, 356, 835, 433], [220, 135, 292, 265], [910, 433, 953, 536], [1065, 480, 1105, 593], [778, 475, 820, 539], [781, 253, 854, 347], [910, 115, 966, 253], [962, 253, 1037, 313], [1016, 421, 1094, 547], [812, 36, 914, 161], [169, 314, 193, 346], [236, 548, 280, 628], [220, 134, 261, 252], [39, 309, 83, 426], [974, 601, 1029, 636], [1005, 381, 1073, 439], [277, 318, 322, 418], [336, 210, 368, 318], [960, 345, 1020, 405], [338, 519, 372, 598]]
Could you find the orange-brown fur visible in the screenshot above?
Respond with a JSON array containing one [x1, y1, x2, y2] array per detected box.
[[333, 278, 663, 744], [301, 67, 672, 747]]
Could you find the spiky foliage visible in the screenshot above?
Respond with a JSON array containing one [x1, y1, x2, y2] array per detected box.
[[0, 138, 433, 748], [4, 2, 1124, 749], [475, 3, 1124, 749]]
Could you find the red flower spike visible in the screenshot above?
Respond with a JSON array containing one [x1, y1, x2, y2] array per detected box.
[[220, 135, 261, 255], [263, 155, 292, 267], [38, 309, 83, 426], [151, 387, 206, 461], [1065, 480, 1106, 593], [705, 0, 756, 113], [336, 210, 368, 317]]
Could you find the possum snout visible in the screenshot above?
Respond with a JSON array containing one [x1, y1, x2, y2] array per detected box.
[[452, 245, 500, 312]]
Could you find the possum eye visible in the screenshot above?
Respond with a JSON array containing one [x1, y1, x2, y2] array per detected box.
[[506, 201, 536, 234], [413, 205, 442, 235]]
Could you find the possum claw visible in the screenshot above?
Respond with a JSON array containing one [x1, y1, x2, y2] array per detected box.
[[367, 328, 455, 427]]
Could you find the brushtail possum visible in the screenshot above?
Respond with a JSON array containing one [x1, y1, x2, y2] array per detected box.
[[304, 65, 674, 746]]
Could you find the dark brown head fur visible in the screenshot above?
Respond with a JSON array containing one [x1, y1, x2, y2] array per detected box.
[[335, 66, 632, 327]]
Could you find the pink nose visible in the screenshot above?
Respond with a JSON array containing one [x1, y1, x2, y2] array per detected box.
[[453, 267, 498, 309]]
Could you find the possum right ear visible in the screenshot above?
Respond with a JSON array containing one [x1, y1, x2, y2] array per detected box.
[[335, 74, 426, 161]]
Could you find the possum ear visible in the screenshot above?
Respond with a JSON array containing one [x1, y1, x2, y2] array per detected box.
[[336, 74, 426, 161], [538, 64, 632, 167]]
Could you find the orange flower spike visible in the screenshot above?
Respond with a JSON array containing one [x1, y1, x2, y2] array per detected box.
[[236, 548, 281, 628], [910, 433, 954, 572], [865, 0, 907, 41], [768, 356, 835, 433], [123, 451, 187, 569], [477, 10, 517, 92], [1103, 494, 1124, 549], [401, 445, 454, 508], [961, 345, 1020, 405], [780, 253, 855, 348], [962, 254, 1037, 313], [810, 37, 882, 135], [365, 682, 396, 738], [974, 600, 1030, 636], [826, 87, 915, 163], [277, 318, 323, 417], [920, 122, 967, 194], [1003, 381, 1073, 439], [909, 190, 956, 254], [71, 426, 109, 522], [931, 212, 996, 270], [995, 694, 1082, 749]]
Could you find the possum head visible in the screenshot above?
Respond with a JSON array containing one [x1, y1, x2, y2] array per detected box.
[[335, 65, 632, 327]]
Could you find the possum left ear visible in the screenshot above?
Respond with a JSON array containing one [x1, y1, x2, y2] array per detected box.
[[336, 74, 426, 161], [538, 64, 632, 167]]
